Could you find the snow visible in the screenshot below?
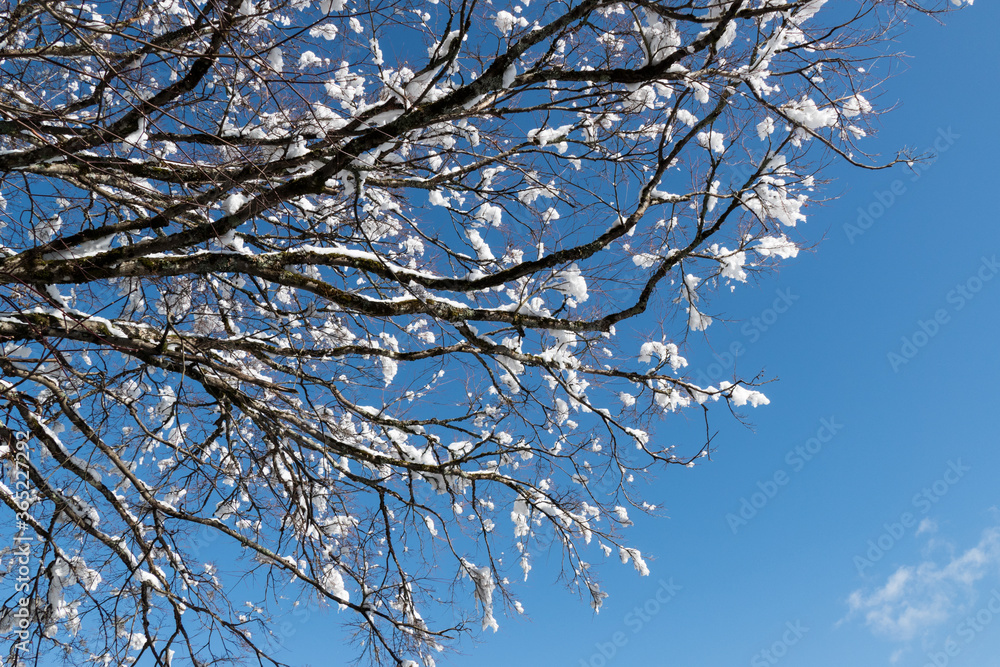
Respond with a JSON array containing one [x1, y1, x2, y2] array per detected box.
[[633, 252, 659, 268], [309, 23, 338, 41], [745, 180, 808, 227], [429, 190, 449, 206], [781, 98, 837, 129], [299, 50, 323, 69], [638, 13, 681, 66], [518, 180, 560, 205], [638, 341, 687, 370], [0, 0, 955, 658], [688, 80, 711, 104], [619, 547, 650, 576], [718, 381, 770, 407], [217, 229, 247, 252], [428, 30, 463, 60], [123, 117, 148, 146], [466, 229, 495, 261], [626, 427, 649, 449], [222, 193, 246, 214], [448, 440, 473, 458], [713, 245, 747, 283], [754, 235, 800, 259], [742, 159, 809, 227], [552, 264, 589, 303], [475, 203, 503, 227], [502, 63, 517, 89], [380, 356, 398, 385], [42, 234, 114, 260], [136, 569, 164, 591], [461, 559, 499, 631], [715, 18, 737, 49], [527, 124, 572, 151], [675, 109, 698, 127], [757, 116, 775, 140], [681, 274, 712, 331], [841, 93, 872, 118], [706, 179, 721, 213], [320, 564, 350, 608], [613, 506, 630, 524], [215, 499, 238, 521], [686, 303, 712, 331], [795, 0, 829, 22], [696, 130, 725, 154], [494, 11, 527, 33], [266, 47, 283, 72], [33, 214, 62, 243]]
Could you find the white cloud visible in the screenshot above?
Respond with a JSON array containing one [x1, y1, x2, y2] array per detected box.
[[916, 518, 938, 536], [846, 526, 1000, 641]]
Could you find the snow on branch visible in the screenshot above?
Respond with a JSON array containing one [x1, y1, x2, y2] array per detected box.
[[0, 0, 966, 664]]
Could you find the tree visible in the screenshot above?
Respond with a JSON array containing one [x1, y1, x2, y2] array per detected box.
[[0, 0, 965, 664]]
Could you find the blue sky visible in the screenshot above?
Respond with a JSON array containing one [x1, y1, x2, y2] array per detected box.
[[283, 4, 1000, 666]]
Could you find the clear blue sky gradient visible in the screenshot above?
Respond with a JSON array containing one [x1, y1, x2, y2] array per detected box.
[[284, 5, 1000, 666]]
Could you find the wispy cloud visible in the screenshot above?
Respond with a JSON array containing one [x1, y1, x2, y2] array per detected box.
[[845, 526, 1000, 641], [916, 518, 937, 536]]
